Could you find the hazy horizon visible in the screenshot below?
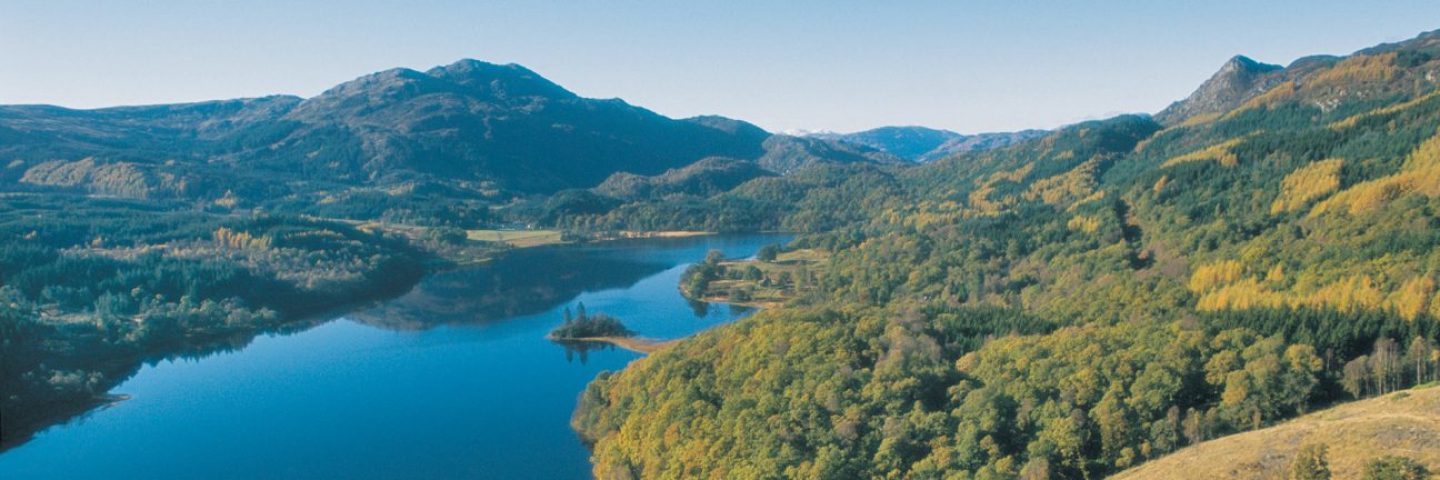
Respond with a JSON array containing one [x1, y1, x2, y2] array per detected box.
[[3, 1, 1439, 134]]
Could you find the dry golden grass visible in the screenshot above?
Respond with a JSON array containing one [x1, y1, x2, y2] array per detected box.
[[1111, 385, 1440, 480]]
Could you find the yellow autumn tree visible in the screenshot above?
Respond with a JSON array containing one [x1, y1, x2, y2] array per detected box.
[[1271, 159, 1343, 214]]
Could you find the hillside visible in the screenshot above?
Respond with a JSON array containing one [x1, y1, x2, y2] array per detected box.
[[1111, 386, 1440, 480], [593, 157, 775, 201], [570, 28, 1440, 479]]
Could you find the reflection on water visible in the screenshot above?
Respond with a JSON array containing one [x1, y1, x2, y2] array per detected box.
[[349, 246, 671, 330], [557, 341, 614, 364], [0, 234, 789, 480]]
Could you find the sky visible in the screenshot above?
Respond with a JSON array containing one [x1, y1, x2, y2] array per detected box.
[[2, 1, 1439, 134]]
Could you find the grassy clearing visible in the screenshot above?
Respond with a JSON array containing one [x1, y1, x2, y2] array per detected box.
[[465, 229, 564, 247], [696, 248, 828, 308], [1111, 385, 1440, 480]]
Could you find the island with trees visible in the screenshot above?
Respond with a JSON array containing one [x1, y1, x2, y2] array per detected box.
[[545, 302, 680, 354], [548, 302, 634, 340]]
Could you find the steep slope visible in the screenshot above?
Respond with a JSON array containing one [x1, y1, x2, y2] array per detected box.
[[1111, 386, 1440, 480], [1154, 55, 1287, 126]]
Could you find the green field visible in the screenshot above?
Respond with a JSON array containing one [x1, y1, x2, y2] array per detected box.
[[465, 229, 564, 247]]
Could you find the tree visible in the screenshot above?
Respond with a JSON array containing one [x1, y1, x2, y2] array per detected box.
[[1371, 338, 1400, 395], [1407, 337, 1433, 386], [1290, 443, 1331, 480], [1362, 455, 1429, 480], [743, 265, 763, 281], [1343, 356, 1371, 398], [756, 244, 780, 262], [1181, 407, 1206, 445], [576, 302, 588, 322], [563, 306, 574, 325], [1019, 457, 1050, 480]]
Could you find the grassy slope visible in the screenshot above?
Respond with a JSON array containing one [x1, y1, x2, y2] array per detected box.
[[1111, 385, 1440, 480]]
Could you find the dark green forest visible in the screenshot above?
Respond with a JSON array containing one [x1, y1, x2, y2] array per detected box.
[[0, 195, 425, 447]]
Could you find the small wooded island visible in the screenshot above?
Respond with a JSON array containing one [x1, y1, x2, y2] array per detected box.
[[546, 303, 684, 354], [547, 303, 634, 340]]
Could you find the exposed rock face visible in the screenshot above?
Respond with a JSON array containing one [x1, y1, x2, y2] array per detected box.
[[1155, 55, 1285, 126]]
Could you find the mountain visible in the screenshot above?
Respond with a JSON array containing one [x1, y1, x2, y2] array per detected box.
[[1157, 29, 1440, 126], [813, 126, 1047, 162], [270, 60, 771, 193], [1154, 55, 1287, 125], [812, 126, 961, 161], [0, 60, 891, 213]]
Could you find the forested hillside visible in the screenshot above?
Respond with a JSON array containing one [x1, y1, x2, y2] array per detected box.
[[0, 195, 427, 447], [571, 29, 1440, 479]]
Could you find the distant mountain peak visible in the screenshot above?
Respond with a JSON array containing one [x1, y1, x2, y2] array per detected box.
[[1223, 55, 1280, 73], [1155, 54, 1285, 125], [291, 58, 585, 122], [810, 126, 1046, 162], [424, 59, 576, 99]]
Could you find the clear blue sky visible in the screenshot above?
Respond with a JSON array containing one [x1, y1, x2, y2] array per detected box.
[[2, 1, 1438, 133]]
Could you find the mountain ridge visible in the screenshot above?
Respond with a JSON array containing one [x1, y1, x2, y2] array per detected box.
[[811, 126, 1047, 162], [0, 59, 898, 213]]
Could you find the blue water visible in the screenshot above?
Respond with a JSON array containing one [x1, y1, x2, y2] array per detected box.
[[0, 234, 786, 479]]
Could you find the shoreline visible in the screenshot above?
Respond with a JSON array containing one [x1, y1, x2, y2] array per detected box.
[[550, 335, 680, 354], [614, 230, 713, 239], [1, 230, 773, 454]]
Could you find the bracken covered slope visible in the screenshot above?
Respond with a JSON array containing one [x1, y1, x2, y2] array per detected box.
[[1111, 386, 1440, 480]]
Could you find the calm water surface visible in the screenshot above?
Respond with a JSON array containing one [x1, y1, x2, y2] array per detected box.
[[0, 234, 786, 479]]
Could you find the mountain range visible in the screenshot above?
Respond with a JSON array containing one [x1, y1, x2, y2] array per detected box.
[[0, 60, 911, 215], [810, 126, 1047, 162]]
